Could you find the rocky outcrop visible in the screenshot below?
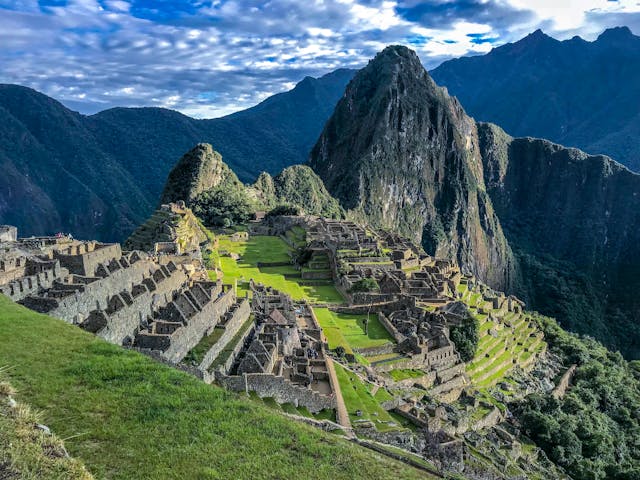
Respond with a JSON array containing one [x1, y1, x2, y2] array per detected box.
[[251, 165, 344, 218], [159, 143, 241, 205], [309, 45, 515, 290], [310, 44, 640, 358]]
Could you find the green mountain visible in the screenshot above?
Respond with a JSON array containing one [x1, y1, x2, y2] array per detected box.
[[0, 68, 355, 241], [310, 45, 640, 359], [430, 27, 640, 172], [154, 143, 343, 229], [309, 45, 515, 291]]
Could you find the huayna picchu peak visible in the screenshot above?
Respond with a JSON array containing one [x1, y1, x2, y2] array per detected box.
[[311, 44, 640, 360], [310, 44, 516, 292], [3, 16, 640, 480]]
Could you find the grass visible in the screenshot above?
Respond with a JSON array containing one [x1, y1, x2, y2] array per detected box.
[[0, 295, 426, 480], [313, 308, 394, 352], [184, 327, 225, 365], [0, 375, 93, 480], [388, 369, 426, 382], [333, 363, 400, 433], [212, 235, 344, 304], [209, 316, 254, 371]]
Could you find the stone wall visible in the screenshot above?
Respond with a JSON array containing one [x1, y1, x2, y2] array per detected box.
[[470, 406, 504, 432], [552, 364, 577, 399], [0, 226, 17, 242], [198, 298, 251, 371], [377, 312, 406, 343], [53, 260, 163, 323], [0, 263, 69, 302], [55, 243, 122, 276], [89, 266, 188, 345], [355, 344, 396, 357], [217, 372, 336, 413], [160, 287, 238, 364], [215, 322, 256, 376]]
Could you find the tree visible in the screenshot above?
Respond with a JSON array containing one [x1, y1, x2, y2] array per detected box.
[[450, 317, 479, 362], [349, 278, 379, 293], [192, 186, 256, 227]]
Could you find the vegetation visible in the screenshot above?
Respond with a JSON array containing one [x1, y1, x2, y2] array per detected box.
[[450, 316, 479, 362], [313, 308, 394, 351], [266, 203, 301, 217], [262, 165, 345, 219], [349, 278, 379, 293], [333, 363, 399, 432], [192, 185, 257, 227], [0, 295, 425, 480], [211, 234, 344, 303], [0, 374, 93, 480], [515, 315, 640, 480]]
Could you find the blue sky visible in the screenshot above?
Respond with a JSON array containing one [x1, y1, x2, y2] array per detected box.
[[1, 0, 639, 117]]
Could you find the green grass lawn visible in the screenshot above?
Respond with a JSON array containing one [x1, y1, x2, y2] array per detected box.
[[333, 363, 400, 432], [388, 369, 427, 382], [213, 235, 344, 304], [313, 308, 394, 352], [0, 295, 425, 480]]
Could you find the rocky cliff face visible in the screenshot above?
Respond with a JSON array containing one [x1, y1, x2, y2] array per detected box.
[[309, 46, 515, 289], [479, 123, 640, 356], [160, 143, 242, 205], [310, 44, 640, 357]]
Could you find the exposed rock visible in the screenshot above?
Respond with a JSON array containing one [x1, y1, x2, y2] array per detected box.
[[160, 143, 241, 205], [310, 45, 515, 290]]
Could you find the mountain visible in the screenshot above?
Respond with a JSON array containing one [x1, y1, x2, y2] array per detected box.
[[153, 143, 343, 230], [310, 45, 640, 358], [430, 27, 640, 171], [159, 143, 241, 205], [0, 68, 355, 241], [309, 46, 515, 290], [479, 123, 640, 358]]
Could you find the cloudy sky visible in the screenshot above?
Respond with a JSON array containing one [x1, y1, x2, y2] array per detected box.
[[1, 0, 639, 118]]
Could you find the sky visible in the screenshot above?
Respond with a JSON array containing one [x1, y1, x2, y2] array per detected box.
[[1, 0, 639, 118]]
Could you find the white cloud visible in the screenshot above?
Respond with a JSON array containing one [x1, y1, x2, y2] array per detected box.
[[0, 0, 638, 117]]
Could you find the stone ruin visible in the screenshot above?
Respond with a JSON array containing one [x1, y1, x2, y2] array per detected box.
[[0, 226, 242, 366], [0, 225, 17, 243], [215, 282, 338, 413]]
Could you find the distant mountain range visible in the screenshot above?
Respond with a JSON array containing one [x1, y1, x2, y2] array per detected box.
[[310, 45, 640, 359], [0, 68, 355, 241], [431, 26, 640, 171]]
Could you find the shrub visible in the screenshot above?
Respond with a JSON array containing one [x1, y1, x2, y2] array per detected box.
[[450, 317, 479, 362], [349, 278, 379, 293]]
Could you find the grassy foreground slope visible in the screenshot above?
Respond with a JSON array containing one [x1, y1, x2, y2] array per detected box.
[[0, 295, 426, 480]]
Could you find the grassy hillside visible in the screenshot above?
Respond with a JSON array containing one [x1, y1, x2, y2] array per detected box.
[[0, 374, 93, 479], [0, 295, 426, 480]]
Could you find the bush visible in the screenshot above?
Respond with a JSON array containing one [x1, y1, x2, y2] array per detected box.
[[450, 317, 479, 362], [349, 278, 379, 293], [266, 204, 301, 217], [514, 315, 640, 480], [192, 186, 256, 227]]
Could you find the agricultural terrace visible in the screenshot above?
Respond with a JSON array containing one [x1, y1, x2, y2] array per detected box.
[[458, 280, 547, 389], [210, 233, 344, 304]]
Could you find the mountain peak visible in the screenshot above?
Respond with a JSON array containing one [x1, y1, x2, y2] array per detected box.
[[371, 45, 422, 69], [597, 26, 635, 43], [518, 28, 555, 46], [159, 143, 239, 205]]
